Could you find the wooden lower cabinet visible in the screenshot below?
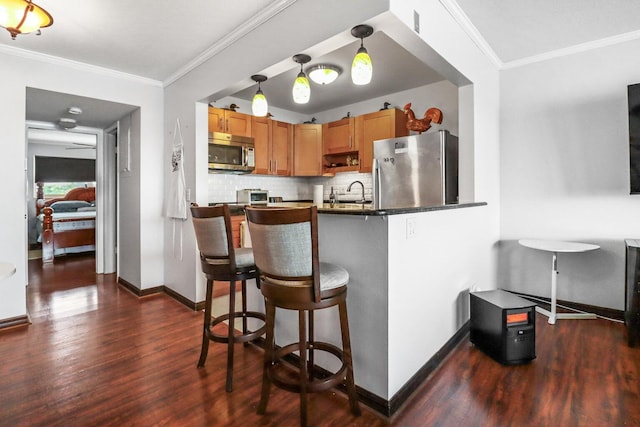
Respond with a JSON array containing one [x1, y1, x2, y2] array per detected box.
[[213, 215, 245, 297], [356, 108, 408, 173], [293, 124, 323, 176]]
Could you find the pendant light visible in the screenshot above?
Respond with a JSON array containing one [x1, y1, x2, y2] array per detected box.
[[251, 74, 268, 117], [292, 54, 311, 104], [0, 0, 53, 39], [350, 24, 374, 85]]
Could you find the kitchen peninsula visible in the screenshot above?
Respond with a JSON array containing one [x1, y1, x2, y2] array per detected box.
[[242, 200, 489, 415]]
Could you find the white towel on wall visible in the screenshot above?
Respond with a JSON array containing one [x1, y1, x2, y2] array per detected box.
[[166, 118, 187, 260], [166, 118, 187, 220]]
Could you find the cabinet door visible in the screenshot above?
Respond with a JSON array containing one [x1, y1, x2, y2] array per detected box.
[[293, 124, 322, 176], [225, 111, 252, 136], [271, 120, 292, 176], [356, 108, 407, 173], [208, 107, 225, 133], [252, 115, 270, 174], [323, 117, 355, 154]]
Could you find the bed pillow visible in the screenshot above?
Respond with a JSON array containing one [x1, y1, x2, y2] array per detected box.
[[49, 200, 92, 213]]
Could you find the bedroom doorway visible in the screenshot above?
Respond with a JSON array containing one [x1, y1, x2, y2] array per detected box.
[[25, 87, 137, 278]]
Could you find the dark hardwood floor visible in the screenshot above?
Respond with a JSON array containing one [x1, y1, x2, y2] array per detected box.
[[0, 254, 638, 426]]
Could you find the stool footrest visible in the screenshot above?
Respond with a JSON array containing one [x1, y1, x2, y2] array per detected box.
[[269, 341, 348, 394], [206, 311, 267, 344]]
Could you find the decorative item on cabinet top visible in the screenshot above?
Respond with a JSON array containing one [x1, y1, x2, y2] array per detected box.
[[403, 102, 443, 134]]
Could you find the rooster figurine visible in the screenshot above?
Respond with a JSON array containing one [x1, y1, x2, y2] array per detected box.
[[403, 103, 443, 134]]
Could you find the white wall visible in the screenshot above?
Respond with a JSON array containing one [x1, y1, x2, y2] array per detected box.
[[499, 38, 640, 310], [117, 112, 142, 287], [0, 48, 163, 322], [387, 205, 490, 397]]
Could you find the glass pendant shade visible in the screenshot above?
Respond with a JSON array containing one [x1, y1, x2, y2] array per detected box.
[[351, 46, 372, 85], [252, 89, 268, 117], [0, 0, 53, 39], [250, 74, 268, 117], [292, 72, 310, 104]]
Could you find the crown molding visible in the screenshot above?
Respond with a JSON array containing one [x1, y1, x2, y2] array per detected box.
[[438, 0, 504, 69], [0, 43, 162, 87], [163, 0, 299, 87], [502, 29, 640, 69]]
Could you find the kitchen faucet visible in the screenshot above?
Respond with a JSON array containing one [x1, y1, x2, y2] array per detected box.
[[347, 180, 366, 203]]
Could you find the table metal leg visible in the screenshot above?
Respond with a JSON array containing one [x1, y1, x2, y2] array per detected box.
[[535, 251, 597, 324]]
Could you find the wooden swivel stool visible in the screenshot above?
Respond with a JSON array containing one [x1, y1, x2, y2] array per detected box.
[[245, 206, 361, 426], [190, 204, 266, 392]]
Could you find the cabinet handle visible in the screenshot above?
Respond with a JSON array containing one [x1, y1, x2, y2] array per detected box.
[[219, 118, 223, 129], [269, 160, 272, 173], [226, 119, 229, 132], [349, 135, 352, 148], [274, 160, 278, 173]]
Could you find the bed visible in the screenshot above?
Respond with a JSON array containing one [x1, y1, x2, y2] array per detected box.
[[37, 187, 96, 263]]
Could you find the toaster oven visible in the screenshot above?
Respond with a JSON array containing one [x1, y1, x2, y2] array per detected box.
[[236, 189, 268, 205]]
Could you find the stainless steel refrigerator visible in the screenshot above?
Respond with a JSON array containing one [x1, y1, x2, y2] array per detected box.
[[372, 130, 458, 209]]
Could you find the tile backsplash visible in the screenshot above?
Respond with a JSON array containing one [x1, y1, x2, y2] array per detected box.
[[208, 172, 373, 203]]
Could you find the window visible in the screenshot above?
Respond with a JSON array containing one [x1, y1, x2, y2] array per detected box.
[[41, 182, 96, 198]]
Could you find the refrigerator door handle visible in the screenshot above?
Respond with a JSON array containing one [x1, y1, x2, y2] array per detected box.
[[372, 158, 381, 209]]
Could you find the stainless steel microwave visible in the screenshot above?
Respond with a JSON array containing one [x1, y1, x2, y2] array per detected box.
[[208, 132, 255, 173]]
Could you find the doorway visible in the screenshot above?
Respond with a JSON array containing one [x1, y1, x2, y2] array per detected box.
[[25, 87, 138, 282]]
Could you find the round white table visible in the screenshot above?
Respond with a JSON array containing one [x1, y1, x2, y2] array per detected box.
[[518, 239, 600, 324], [0, 262, 16, 281]]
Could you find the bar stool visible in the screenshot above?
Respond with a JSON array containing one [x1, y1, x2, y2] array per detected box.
[[190, 204, 266, 392], [245, 205, 361, 426]]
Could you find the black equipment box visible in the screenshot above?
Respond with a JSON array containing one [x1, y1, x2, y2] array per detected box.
[[470, 290, 536, 365], [625, 239, 640, 347]]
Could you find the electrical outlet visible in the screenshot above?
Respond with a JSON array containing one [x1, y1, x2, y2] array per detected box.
[[414, 10, 420, 33], [406, 218, 417, 239]]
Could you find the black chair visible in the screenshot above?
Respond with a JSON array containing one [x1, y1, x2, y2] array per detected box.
[[245, 205, 361, 426], [190, 204, 266, 392]]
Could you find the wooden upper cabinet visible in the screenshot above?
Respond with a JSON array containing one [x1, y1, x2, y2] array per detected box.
[[252, 115, 270, 174], [208, 108, 225, 133], [356, 108, 408, 173], [271, 120, 292, 176], [252, 117, 292, 176], [322, 117, 356, 154], [208, 107, 252, 137], [293, 124, 323, 176]]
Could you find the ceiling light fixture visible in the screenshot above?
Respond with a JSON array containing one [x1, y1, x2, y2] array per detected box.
[[307, 64, 342, 85], [251, 74, 268, 117], [350, 24, 374, 86], [58, 118, 77, 130], [0, 0, 53, 40], [292, 54, 311, 104]]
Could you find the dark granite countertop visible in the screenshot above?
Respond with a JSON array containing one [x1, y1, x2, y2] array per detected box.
[[211, 201, 487, 216]]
